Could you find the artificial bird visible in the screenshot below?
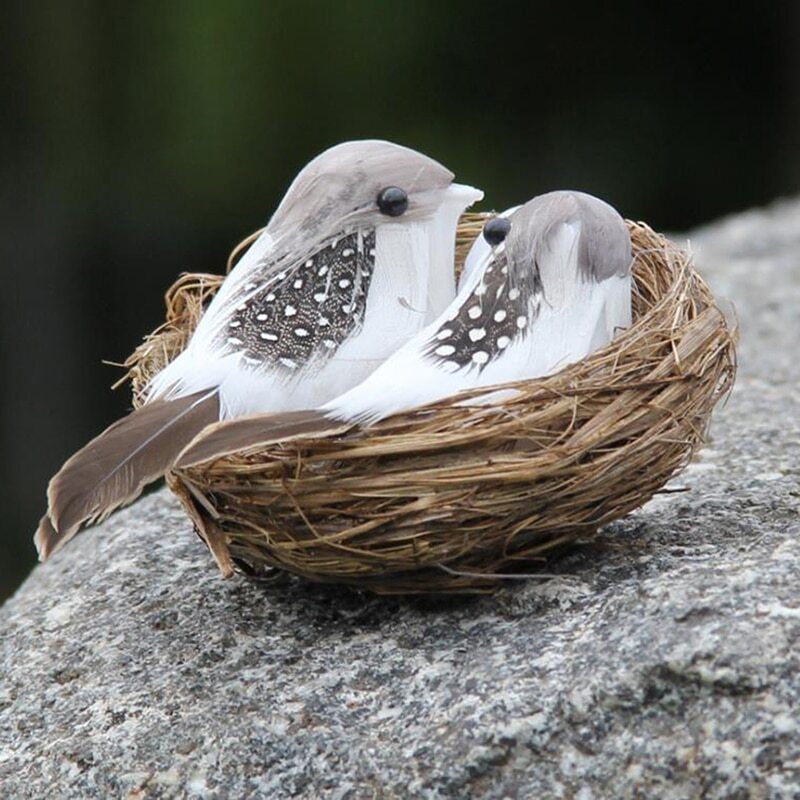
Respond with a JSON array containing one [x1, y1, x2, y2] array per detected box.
[[36, 140, 482, 558]]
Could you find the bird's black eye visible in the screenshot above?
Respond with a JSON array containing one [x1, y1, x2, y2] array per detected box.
[[377, 186, 408, 217], [483, 217, 512, 246]]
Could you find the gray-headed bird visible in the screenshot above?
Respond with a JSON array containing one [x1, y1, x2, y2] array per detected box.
[[326, 190, 632, 421], [36, 140, 482, 558]]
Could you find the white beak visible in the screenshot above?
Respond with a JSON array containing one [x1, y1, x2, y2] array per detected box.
[[419, 182, 483, 325], [444, 182, 484, 208]]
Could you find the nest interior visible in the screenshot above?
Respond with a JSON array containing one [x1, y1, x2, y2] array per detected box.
[[125, 216, 736, 594]]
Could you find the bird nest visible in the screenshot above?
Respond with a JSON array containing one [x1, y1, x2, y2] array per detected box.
[[124, 215, 736, 594]]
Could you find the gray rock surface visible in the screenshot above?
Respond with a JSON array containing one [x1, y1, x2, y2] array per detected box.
[[1, 200, 799, 799]]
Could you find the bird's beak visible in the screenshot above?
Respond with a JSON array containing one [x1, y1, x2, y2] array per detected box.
[[417, 183, 483, 325], [444, 183, 484, 209]]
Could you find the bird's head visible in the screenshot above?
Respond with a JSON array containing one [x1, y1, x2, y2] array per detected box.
[[268, 139, 481, 242], [473, 191, 631, 297]]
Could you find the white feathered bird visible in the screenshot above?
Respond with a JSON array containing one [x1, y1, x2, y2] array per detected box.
[[36, 140, 482, 558], [325, 190, 632, 421], [177, 190, 633, 466]]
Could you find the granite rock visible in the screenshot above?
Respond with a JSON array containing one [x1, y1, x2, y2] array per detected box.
[[0, 200, 798, 799]]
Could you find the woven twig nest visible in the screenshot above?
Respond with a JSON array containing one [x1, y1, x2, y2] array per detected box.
[[125, 215, 735, 594]]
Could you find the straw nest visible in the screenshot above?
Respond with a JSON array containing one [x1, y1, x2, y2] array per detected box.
[[124, 215, 736, 594]]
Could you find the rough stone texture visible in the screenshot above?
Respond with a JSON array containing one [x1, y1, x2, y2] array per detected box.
[[1, 200, 799, 799]]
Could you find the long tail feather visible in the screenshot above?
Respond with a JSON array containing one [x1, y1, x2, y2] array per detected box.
[[35, 390, 220, 560], [176, 410, 350, 469]]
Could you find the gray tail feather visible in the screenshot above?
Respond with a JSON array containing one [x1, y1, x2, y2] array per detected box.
[[35, 389, 220, 560], [175, 410, 350, 469]]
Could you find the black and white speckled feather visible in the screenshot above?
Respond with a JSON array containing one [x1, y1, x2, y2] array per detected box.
[[423, 250, 542, 372], [221, 229, 376, 374]]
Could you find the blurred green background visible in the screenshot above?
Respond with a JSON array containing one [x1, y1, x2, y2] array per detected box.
[[1, 1, 798, 600]]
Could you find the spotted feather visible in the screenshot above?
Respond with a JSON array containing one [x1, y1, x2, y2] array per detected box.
[[219, 230, 375, 373], [423, 251, 542, 371]]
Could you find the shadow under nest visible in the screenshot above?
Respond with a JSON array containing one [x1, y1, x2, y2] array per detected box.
[[123, 214, 736, 594]]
